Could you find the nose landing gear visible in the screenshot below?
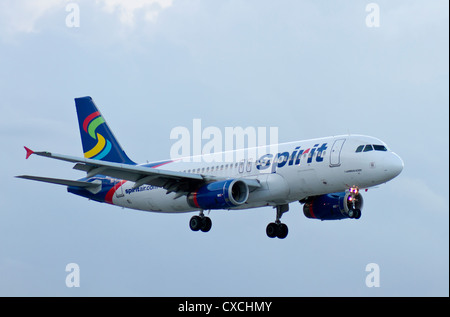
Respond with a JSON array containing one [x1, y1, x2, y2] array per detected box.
[[348, 186, 363, 219]]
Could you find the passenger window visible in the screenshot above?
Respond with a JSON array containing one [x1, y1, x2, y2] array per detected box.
[[356, 145, 364, 153], [238, 160, 245, 173], [363, 145, 373, 152], [246, 159, 253, 172], [373, 145, 387, 151]]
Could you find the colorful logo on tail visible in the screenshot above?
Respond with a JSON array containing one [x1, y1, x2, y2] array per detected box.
[[82, 111, 112, 159]]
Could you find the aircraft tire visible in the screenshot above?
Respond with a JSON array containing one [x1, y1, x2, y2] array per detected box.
[[200, 217, 212, 232], [266, 223, 278, 238], [277, 223, 288, 239], [189, 216, 202, 231]]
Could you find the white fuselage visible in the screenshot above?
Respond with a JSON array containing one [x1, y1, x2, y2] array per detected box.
[[109, 135, 403, 213]]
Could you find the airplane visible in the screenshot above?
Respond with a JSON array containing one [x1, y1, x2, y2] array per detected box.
[[17, 96, 404, 239]]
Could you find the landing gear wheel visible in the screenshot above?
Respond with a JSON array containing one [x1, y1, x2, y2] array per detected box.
[[189, 214, 212, 232], [200, 217, 212, 232], [348, 209, 362, 219], [277, 223, 288, 239], [266, 223, 278, 238], [189, 216, 202, 231], [348, 209, 355, 218], [266, 222, 289, 239]]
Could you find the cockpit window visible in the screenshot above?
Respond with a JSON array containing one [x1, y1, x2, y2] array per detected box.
[[373, 144, 387, 151], [355, 145, 364, 153], [356, 144, 389, 153], [363, 144, 373, 152]]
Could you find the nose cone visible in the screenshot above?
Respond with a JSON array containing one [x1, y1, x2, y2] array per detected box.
[[385, 152, 404, 180]]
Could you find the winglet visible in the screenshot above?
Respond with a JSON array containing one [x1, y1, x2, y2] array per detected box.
[[24, 146, 34, 159]]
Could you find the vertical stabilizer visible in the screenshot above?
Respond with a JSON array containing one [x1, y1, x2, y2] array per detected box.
[[75, 96, 135, 165]]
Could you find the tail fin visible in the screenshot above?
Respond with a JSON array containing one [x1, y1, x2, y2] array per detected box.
[[75, 96, 135, 165]]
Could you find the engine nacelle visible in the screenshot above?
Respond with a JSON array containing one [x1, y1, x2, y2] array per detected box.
[[187, 179, 249, 210], [303, 191, 364, 220]]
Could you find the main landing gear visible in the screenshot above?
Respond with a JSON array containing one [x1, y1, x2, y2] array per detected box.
[[189, 205, 291, 239], [189, 211, 212, 233], [266, 204, 289, 239]]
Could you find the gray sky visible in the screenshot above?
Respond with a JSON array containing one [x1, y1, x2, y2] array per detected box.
[[0, 0, 448, 296]]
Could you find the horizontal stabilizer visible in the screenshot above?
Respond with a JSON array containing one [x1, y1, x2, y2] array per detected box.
[[16, 175, 100, 189]]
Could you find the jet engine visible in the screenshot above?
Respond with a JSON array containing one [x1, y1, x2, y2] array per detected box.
[[187, 179, 249, 210], [302, 190, 363, 220]]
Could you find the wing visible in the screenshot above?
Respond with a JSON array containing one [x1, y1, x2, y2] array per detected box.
[[24, 147, 205, 197], [21, 147, 260, 198], [15, 175, 101, 190]]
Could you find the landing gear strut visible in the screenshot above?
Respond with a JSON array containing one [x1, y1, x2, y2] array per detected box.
[[266, 204, 289, 239], [189, 211, 212, 233]]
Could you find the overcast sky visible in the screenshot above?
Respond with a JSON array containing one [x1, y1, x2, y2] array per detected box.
[[0, 0, 448, 296]]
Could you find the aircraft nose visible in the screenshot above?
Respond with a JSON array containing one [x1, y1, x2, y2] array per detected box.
[[385, 152, 404, 179]]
